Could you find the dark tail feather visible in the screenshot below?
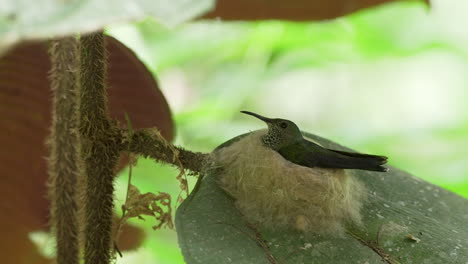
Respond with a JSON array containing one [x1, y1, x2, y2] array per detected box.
[[324, 149, 388, 172], [327, 149, 388, 161]]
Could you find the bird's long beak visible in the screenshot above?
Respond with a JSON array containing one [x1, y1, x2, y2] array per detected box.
[[240, 111, 273, 123]]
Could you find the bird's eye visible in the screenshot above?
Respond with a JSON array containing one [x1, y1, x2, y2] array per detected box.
[[280, 122, 288, 129]]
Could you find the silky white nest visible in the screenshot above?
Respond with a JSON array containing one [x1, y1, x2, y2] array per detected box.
[[213, 130, 367, 234]]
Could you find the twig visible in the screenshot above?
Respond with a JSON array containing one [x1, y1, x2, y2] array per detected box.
[[124, 128, 209, 173], [113, 114, 136, 257]]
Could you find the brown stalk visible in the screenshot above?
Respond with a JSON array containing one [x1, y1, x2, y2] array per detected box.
[[80, 32, 120, 264], [47, 36, 81, 264]]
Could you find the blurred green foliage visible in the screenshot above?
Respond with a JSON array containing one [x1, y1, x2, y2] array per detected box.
[[108, 1, 468, 263]]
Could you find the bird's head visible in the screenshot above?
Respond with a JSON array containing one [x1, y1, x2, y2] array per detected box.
[[241, 111, 302, 150]]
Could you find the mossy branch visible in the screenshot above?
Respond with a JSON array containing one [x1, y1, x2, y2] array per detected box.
[[48, 37, 81, 264], [80, 32, 120, 264], [123, 128, 209, 173]]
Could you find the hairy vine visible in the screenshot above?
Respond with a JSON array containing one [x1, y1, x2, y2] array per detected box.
[[80, 32, 120, 264], [48, 32, 208, 264], [48, 36, 82, 264]]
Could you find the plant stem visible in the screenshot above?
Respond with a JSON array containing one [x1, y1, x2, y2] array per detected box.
[[48, 36, 81, 264], [80, 32, 120, 264], [125, 128, 209, 173]]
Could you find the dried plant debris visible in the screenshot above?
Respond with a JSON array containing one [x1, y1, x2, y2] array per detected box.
[[212, 130, 367, 235], [377, 221, 409, 244], [123, 184, 173, 229], [406, 234, 421, 243], [148, 128, 189, 202]]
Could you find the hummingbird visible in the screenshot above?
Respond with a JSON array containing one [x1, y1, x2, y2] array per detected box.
[[241, 111, 388, 172]]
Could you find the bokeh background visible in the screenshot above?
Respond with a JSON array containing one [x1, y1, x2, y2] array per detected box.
[[39, 1, 465, 263]]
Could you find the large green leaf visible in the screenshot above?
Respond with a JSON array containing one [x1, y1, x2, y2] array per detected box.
[[176, 131, 468, 263], [0, 0, 214, 53]]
